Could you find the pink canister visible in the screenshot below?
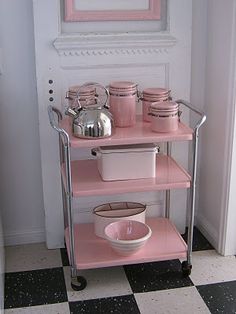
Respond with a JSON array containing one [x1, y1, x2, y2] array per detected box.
[[150, 101, 179, 133], [141, 88, 171, 122], [66, 85, 96, 108], [109, 81, 137, 127]]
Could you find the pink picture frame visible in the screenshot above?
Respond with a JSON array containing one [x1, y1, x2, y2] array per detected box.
[[64, 0, 161, 22]]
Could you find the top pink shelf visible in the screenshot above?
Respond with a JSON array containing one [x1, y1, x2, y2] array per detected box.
[[60, 116, 193, 148]]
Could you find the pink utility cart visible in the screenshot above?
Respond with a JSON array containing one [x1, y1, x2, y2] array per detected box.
[[48, 100, 206, 290]]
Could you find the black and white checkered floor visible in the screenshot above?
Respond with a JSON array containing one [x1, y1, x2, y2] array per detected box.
[[4, 228, 236, 313]]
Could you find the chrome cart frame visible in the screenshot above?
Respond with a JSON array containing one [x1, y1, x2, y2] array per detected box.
[[48, 99, 206, 288]]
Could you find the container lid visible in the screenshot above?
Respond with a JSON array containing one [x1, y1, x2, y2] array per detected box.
[[68, 85, 96, 95], [94, 202, 146, 217], [98, 143, 159, 154], [109, 81, 137, 91], [143, 87, 170, 96], [150, 101, 179, 111], [142, 95, 169, 101]]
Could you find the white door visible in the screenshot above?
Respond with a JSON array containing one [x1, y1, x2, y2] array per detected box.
[[33, 0, 192, 248]]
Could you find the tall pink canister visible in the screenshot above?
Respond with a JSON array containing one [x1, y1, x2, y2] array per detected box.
[[108, 81, 137, 127]]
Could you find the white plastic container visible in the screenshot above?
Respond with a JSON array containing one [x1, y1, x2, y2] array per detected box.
[[92, 144, 159, 181]]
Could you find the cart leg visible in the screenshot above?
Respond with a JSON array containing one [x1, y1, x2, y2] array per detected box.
[[181, 260, 192, 277], [165, 142, 172, 219], [70, 267, 87, 291]]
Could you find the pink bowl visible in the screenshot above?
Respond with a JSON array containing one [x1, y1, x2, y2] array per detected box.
[[104, 220, 152, 256]]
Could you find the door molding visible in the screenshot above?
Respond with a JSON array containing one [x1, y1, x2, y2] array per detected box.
[[53, 33, 177, 57]]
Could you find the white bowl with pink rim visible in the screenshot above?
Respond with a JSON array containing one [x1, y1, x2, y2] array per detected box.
[[104, 220, 152, 256]]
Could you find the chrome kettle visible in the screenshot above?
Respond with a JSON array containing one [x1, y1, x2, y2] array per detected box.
[[65, 82, 114, 139]]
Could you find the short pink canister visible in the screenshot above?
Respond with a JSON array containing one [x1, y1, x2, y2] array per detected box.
[[141, 88, 171, 122], [109, 81, 137, 127], [66, 85, 96, 108], [150, 101, 179, 133]]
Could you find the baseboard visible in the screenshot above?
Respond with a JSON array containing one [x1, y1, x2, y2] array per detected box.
[[4, 228, 46, 246], [195, 212, 219, 251]]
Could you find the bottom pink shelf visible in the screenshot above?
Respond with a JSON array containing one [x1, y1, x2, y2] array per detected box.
[[65, 217, 187, 270]]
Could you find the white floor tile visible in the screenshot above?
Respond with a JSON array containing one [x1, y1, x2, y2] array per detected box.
[[190, 250, 236, 285], [5, 302, 70, 314], [135, 286, 211, 314], [63, 265, 132, 301], [5, 243, 62, 272]]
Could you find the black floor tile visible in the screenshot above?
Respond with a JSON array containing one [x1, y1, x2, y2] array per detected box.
[[197, 281, 236, 314], [124, 260, 193, 293], [60, 248, 70, 266], [69, 294, 140, 314], [4, 267, 68, 309], [182, 226, 214, 251]]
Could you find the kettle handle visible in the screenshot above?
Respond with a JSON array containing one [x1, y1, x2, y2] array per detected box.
[[76, 82, 109, 109]]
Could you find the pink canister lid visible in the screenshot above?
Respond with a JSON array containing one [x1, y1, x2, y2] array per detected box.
[[67, 85, 97, 107], [151, 101, 179, 111], [143, 87, 170, 96], [109, 81, 137, 91], [69, 85, 96, 96], [142, 95, 169, 102]]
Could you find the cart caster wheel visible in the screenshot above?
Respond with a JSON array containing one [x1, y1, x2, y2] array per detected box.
[[182, 261, 192, 277], [71, 276, 87, 291]]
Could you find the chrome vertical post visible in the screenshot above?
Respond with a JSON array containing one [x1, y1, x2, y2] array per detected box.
[[176, 100, 206, 266], [186, 128, 198, 264], [47, 106, 77, 274], [165, 142, 172, 218], [63, 137, 77, 273]]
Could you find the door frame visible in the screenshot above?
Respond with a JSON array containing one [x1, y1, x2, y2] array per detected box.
[[219, 2, 236, 255]]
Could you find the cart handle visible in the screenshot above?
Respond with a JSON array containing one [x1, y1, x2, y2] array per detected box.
[[48, 105, 70, 144], [48, 105, 63, 132], [176, 99, 206, 131]]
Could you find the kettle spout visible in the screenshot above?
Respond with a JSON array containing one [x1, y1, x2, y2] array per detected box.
[[65, 107, 78, 118]]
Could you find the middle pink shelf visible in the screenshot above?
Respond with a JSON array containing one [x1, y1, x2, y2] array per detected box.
[[61, 154, 191, 197]]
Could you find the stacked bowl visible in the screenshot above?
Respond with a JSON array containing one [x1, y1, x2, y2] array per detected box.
[[104, 220, 152, 256]]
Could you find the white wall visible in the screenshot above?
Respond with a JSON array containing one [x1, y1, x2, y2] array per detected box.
[[0, 0, 45, 245], [2, 0, 235, 255], [191, 0, 207, 112], [0, 209, 4, 314], [193, 0, 236, 252], [190, 0, 208, 229], [0, 0, 192, 248]]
